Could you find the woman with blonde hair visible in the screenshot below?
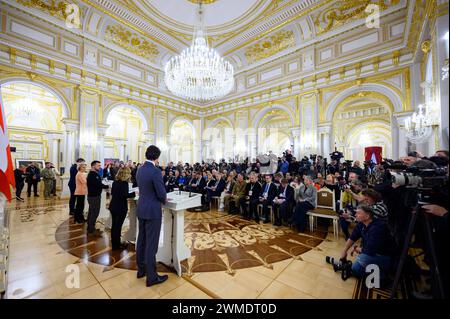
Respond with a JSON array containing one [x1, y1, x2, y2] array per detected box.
[[74, 163, 88, 224], [109, 167, 136, 250]]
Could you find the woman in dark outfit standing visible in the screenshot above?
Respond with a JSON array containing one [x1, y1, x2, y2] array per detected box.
[[109, 167, 136, 250]]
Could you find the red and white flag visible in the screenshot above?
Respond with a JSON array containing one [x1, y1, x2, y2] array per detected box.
[[0, 86, 15, 201]]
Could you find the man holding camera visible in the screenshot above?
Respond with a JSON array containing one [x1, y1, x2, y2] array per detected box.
[[340, 205, 394, 280], [339, 180, 364, 240]]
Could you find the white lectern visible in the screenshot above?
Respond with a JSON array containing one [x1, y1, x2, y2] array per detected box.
[[136, 191, 201, 276]]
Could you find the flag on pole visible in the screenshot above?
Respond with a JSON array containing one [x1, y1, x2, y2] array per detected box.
[[0, 86, 15, 201]]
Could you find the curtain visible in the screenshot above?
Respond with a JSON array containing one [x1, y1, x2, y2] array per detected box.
[[364, 146, 382, 164]]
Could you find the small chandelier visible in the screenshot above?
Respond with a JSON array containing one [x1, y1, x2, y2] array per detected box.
[[164, 2, 234, 102], [404, 103, 434, 143]]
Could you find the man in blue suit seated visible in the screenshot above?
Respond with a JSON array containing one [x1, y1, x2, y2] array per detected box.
[[205, 172, 226, 205], [136, 145, 168, 287]]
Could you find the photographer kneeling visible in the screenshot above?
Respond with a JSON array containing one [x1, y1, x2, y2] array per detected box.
[[340, 205, 394, 281]]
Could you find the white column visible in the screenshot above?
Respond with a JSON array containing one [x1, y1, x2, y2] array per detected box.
[[96, 124, 109, 165], [247, 131, 257, 161], [46, 134, 62, 169], [436, 13, 449, 149], [318, 124, 332, 159], [395, 114, 412, 158], [391, 116, 399, 160], [143, 131, 156, 147], [291, 127, 301, 159], [61, 120, 79, 175], [203, 140, 211, 160]]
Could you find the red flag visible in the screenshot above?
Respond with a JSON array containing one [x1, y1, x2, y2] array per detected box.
[[0, 87, 15, 201]]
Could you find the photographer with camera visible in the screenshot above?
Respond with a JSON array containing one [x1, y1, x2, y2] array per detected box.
[[349, 160, 363, 178], [327, 159, 340, 175], [340, 205, 394, 281], [361, 188, 389, 221], [339, 180, 364, 240]]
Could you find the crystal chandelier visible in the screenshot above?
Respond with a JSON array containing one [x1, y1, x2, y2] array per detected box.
[[404, 103, 434, 144], [164, 2, 234, 102], [17, 95, 39, 119]]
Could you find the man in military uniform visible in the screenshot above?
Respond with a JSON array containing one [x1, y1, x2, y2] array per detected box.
[[41, 162, 56, 200]]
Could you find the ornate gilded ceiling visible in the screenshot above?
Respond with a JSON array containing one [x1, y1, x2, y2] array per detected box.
[[1, 0, 423, 109], [7, 0, 408, 70]]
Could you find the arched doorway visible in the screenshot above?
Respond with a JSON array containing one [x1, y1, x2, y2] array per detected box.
[[104, 105, 147, 163], [206, 119, 234, 162], [168, 119, 195, 164], [332, 92, 393, 161], [1, 81, 67, 171], [256, 108, 293, 157]]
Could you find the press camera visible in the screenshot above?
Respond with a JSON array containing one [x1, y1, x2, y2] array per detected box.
[[325, 256, 353, 280]]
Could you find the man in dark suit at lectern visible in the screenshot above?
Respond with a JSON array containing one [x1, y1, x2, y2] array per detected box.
[[136, 145, 168, 287]]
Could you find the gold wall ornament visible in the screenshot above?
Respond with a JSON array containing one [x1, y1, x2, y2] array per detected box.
[[187, 0, 217, 4], [421, 40, 431, 54], [313, 0, 400, 35], [245, 30, 295, 64], [104, 25, 159, 61], [16, 0, 82, 25]]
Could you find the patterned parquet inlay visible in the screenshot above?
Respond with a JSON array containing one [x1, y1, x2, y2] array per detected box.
[[52, 207, 328, 275]]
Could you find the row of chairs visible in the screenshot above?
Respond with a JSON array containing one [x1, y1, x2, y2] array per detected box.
[[209, 189, 340, 239]]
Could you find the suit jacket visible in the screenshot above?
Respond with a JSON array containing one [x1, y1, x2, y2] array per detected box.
[[274, 185, 294, 206], [14, 169, 25, 187], [109, 180, 135, 214], [68, 164, 78, 189], [195, 177, 206, 191], [214, 179, 226, 194], [298, 184, 317, 207], [232, 180, 246, 197], [259, 182, 278, 202], [136, 161, 167, 220], [26, 166, 41, 183], [245, 182, 262, 200]]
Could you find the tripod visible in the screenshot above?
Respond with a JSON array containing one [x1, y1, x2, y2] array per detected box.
[[390, 199, 445, 299]]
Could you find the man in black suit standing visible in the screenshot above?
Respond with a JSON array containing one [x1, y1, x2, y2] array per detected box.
[[136, 145, 168, 287], [26, 162, 41, 197]]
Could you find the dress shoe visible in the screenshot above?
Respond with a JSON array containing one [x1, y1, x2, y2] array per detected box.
[[263, 219, 270, 224], [146, 275, 168, 287], [88, 229, 103, 236], [34, 194, 40, 197], [112, 243, 128, 251], [136, 271, 146, 279]]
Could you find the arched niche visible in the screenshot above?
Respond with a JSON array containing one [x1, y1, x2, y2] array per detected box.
[[1, 81, 67, 167], [332, 91, 393, 161], [168, 118, 195, 164], [254, 105, 294, 156], [104, 105, 147, 162]]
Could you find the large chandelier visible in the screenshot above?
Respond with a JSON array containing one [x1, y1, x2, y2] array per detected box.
[[164, 2, 234, 102], [404, 103, 434, 144]]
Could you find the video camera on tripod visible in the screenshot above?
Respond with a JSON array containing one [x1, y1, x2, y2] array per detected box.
[[330, 151, 344, 162], [386, 158, 449, 299]]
